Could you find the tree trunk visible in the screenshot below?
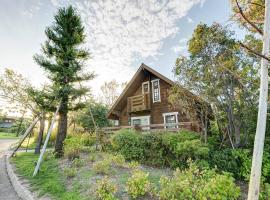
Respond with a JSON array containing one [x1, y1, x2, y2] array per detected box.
[[35, 113, 45, 154], [54, 111, 68, 157], [248, 0, 270, 198]]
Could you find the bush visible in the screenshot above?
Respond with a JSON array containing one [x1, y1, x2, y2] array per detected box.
[[110, 154, 125, 167], [64, 137, 83, 160], [95, 176, 118, 200], [126, 169, 153, 199], [89, 153, 97, 162], [159, 161, 240, 200], [111, 129, 209, 168], [127, 161, 140, 169], [111, 129, 143, 161], [63, 167, 77, 179], [209, 149, 239, 176], [93, 159, 112, 175], [72, 158, 84, 168], [80, 133, 96, 146]]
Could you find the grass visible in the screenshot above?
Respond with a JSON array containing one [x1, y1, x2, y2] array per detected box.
[[11, 150, 172, 200], [0, 132, 18, 139], [11, 152, 84, 200]]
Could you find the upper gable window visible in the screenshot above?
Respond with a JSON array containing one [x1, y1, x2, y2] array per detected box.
[[142, 81, 149, 94], [151, 79, 161, 103]]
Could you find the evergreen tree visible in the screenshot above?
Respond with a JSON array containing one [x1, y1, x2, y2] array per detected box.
[[34, 6, 94, 156]]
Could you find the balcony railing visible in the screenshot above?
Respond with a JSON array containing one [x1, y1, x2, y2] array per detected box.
[[102, 122, 201, 133], [127, 93, 151, 113]]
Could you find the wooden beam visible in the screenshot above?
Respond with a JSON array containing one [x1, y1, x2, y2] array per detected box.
[[33, 104, 60, 177], [11, 115, 41, 157], [248, 0, 270, 199]]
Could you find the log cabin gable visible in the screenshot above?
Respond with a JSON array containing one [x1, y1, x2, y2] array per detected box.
[[107, 63, 175, 120]]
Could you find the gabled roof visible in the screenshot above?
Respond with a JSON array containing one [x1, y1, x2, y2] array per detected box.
[[107, 63, 175, 119]]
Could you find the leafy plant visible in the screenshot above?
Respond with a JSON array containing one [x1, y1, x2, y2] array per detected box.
[[64, 137, 83, 160], [89, 154, 97, 162], [93, 159, 112, 175], [95, 176, 118, 200], [111, 129, 209, 168], [72, 158, 84, 168], [112, 129, 143, 161], [63, 167, 77, 179], [127, 161, 140, 169], [159, 161, 240, 200], [111, 154, 125, 167], [126, 169, 153, 199]]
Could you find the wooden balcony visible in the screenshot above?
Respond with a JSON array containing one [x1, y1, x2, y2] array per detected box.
[[127, 93, 151, 113]]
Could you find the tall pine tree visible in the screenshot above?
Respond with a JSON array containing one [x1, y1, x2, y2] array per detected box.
[[34, 6, 94, 157]]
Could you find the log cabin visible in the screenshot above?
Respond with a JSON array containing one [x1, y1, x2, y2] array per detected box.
[[107, 63, 203, 132]]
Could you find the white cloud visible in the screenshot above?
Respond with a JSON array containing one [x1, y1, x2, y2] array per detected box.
[[69, 0, 203, 95], [22, 0, 203, 96]]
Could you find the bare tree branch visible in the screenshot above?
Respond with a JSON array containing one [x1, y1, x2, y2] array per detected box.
[[235, 0, 263, 35], [239, 42, 270, 61]]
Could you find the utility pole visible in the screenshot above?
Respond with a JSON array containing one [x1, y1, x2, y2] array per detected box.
[[248, 0, 270, 199]]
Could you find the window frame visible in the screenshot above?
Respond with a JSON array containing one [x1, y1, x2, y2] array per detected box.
[[151, 79, 161, 103], [142, 81, 150, 94], [130, 115, 150, 130], [162, 112, 179, 129]]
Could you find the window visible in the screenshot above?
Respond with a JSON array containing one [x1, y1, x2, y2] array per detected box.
[[142, 81, 149, 94], [163, 112, 179, 129], [151, 79, 160, 103], [131, 116, 150, 130]]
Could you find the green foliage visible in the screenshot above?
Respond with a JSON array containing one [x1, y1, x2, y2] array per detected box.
[[93, 159, 112, 175], [127, 161, 140, 169], [34, 6, 93, 111], [173, 23, 259, 147], [89, 153, 97, 162], [110, 154, 125, 167], [111, 129, 143, 161], [159, 161, 240, 200], [64, 137, 83, 160], [76, 102, 110, 132], [63, 167, 77, 179], [126, 169, 152, 199], [95, 177, 118, 200], [72, 158, 84, 168], [79, 133, 96, 146], [111, 129, 209, 168]]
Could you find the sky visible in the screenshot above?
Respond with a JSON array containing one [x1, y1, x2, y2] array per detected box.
[[0, 0, 239, 101]]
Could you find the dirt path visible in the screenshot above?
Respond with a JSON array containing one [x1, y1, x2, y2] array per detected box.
[[0, 139, 20, 200]]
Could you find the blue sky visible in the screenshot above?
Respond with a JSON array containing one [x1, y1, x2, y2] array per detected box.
[[0, 0, 240, 97]]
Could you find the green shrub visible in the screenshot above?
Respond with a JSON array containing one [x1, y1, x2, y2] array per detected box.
[[64, 137, 83, 160], [112, 129, 143, 161], [111, 130, 209, 169], [72, 158, 84, 168], [63, 167, 77, 179], [126, 169, 153, 199], [232, 149, 251, 180], [198, 173, 241, 200], [95, 176, 118, 200], [209, 149, 239, 176], [141, 133, 165, 166], [159, 161, 240, 200], [80, 133, 96, 146], [93, 159, 112, 175], [127, 161, 140, 169], [89, 154, 97, 162], [110, 154, 125, 167]]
